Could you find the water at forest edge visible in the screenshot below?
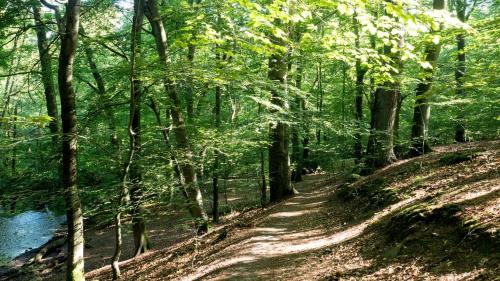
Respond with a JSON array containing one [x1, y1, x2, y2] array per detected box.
[[0, 208, 65, 264]]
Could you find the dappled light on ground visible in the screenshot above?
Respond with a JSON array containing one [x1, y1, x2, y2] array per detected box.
[[83, 142, 499, 281]]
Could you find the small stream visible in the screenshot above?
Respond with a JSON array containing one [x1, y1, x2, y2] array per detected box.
[[0, 208, 65, 264]]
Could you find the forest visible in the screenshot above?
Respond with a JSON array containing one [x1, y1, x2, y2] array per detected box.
[[0, 0, 498, 280]]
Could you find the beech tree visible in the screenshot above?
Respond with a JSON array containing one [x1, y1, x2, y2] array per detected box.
[[409, 0, 447, 156], [143, 0, 209, 233], [268, 16, 292, 202], [0, 0, 498, 278], [366, 16, 404, 169], [32, 3, 59, 147], [57, 0, 85, 279]]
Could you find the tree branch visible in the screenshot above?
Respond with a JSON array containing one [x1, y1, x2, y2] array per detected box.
[[465, 0, 480, 21]]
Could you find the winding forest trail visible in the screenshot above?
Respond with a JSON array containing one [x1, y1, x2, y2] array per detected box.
[[83, 141, 499, 281], [180, 174, 339, 280], [178, 174, 422, 281]]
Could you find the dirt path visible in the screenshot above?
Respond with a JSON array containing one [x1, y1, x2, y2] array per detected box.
[[180, 175, 334, 280], [170, 173, 390, 281], [84, 141, 499, 281], [177, 173, 427, 281]]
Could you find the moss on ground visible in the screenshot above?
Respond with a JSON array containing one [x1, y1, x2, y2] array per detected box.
[[337, 177, 398, 210], [379, 203, 500, 265], [438, 151, 481, 166]]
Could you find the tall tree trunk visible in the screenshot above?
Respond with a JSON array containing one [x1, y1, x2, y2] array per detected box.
[[143, 0, 208, 234], [111, 209, 122, 280], [409, 0, 446, 156], [184, 0, 201, 120], [366, 39, 401, 169], [212, 49, 222, 223], [1, 37, 18, 121], [11, 104, 17, 176], [129, 84, 150, 256], [128, 0, 150, 255], [301, 95, 310, 172], [81, 27, 119, 147], [33, 4, 60, 146], [268, 30, 292, 202], [353, 14, 366, 164], [257, 102, 267, 207], [259, 147, 267, 207], [454, 0, 467, 142], [315, 62, 323, 145], [186, 46, 195, 120], [148, 97, 185, 193], [212, 85, 221, 222], [57, 0, 85, 280], [186, 33, 195, 120], [291, 51, 303, 182], [393, 92, 404, 157]]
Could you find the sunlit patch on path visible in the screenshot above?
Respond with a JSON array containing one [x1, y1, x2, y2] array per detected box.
[[179, 175, 424, 281]]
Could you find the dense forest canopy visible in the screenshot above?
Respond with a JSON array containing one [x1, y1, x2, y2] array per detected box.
[[0, 0, 498, 280]]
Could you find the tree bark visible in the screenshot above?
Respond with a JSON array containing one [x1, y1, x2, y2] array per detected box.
[[315, 62, 323, 145], [259, 146, 267, 207], [257, 102, 267, 207], [393, 92, 404, 157], [212, 50, 222, 222], [454, 0, 467, 142], [128, 0, 150, 256], [57, 0, 85, 280], [81, 27, 119, 147], [143, 0, 208, 234], [409, 0, 446, 156], [268, 31, 292, 202], [111, 211, 122, 280], [184, 0, 202, 120], [291, 51, 303, 182], [353, 14, 366, 164], [33, 3, 60, 146], [366, 40, 401, 169]]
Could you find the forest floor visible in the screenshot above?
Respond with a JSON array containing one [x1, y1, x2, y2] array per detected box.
[[82, 140, 499, 281], [5, 141, 499, 280]]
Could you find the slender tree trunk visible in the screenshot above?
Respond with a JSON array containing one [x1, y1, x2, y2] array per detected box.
[[353, 14, 366, 164], [368, 34, 377, 139], [149, 97, 183, 183], [212, 50, 222, 222], [111, 210, 122, 280], [301, 87, 310, 172], [315, 62, 323, 145], [129, 0, 150, 255], [111, 1, 150, 272], [259, 147, 267, 207], [143, 0, 208, 234], [184, 0, 201, 120], [186, 46, 195, 120], [393, 92, 404, 157], [57, 0, 85, 280], [455, 0, 467, 142], [81, 27, 119, 147], [1, 37, 18, 120], [291, 51, 303, 182], [268, 30, 292, 202], [11, 104, 17, 176], [33, 4, 60, 146], [257, 102, 267, 207]]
